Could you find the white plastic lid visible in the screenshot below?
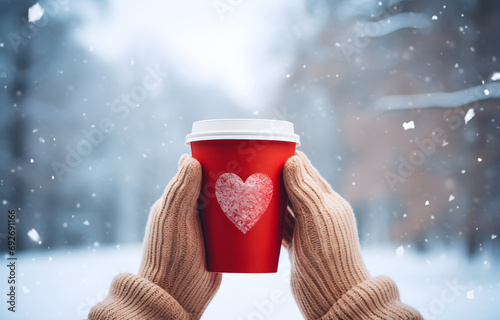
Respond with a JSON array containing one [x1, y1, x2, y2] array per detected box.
[[185, 119, 300, 145]]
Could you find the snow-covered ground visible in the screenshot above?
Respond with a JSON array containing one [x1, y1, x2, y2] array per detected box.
[[1, 244, 499, 319]]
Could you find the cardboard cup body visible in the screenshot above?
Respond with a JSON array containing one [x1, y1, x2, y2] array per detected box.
[[187, 119, 299, 273]]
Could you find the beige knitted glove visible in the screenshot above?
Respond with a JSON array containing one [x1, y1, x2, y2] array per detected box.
[[89, 155, 222, 320], [282, 152, 423, 320]]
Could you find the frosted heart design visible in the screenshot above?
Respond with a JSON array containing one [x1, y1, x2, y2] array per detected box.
[[215, 173, 273, 234]]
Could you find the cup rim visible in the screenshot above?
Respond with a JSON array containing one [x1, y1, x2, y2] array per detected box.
[[185, 118, 301, 145]]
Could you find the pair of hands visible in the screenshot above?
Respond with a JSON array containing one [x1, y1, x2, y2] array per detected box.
[[139, 152, 368, 319]]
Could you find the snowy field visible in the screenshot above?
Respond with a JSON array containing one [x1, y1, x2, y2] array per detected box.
[[1, 243, 499, 320]]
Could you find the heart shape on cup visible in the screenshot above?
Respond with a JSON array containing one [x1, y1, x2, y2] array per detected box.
[[215, 172, 273, 234]]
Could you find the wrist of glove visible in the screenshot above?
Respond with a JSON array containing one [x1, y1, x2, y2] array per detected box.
[[89, 273, 191, 320]]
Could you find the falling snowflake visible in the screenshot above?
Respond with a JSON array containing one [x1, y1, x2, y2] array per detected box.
[[492, 234, 498, 240], [27, 229, 40, 243], [466, 290, 474, 299], [449, 194, 455, 202], [22, 286, 30, 294], [396, 245, 405, 257], [28, 3, 44, 23], [464, 108, 475, 124], [491, 72, 500, 81], [83, 220, 90, 226], [402, 121, 415, 130]]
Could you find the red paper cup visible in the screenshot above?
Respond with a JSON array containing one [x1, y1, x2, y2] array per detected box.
[[186, 119, 300, 273]]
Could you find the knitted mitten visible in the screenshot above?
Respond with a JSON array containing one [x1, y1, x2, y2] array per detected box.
[[89, 155, 222, 320], [282, 152, 423, 320]]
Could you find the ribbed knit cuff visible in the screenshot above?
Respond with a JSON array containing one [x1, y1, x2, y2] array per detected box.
[[89, 273, 191, 320], [320, 276, 423, 320]]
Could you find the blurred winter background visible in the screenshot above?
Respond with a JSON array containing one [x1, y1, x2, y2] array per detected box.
[[1, 0, 499, 319]]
